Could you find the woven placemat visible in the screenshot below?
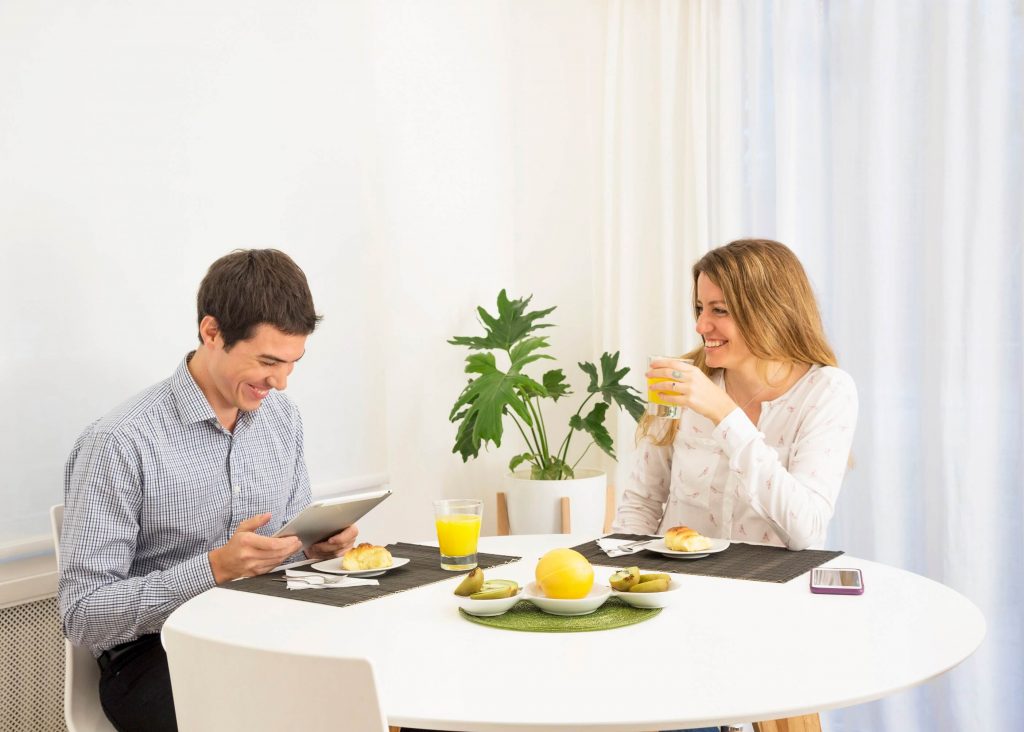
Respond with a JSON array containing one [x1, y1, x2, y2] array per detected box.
[[571, 534, 842, 584], [223, 542, 520, 610], [459, 597, 660, 632]]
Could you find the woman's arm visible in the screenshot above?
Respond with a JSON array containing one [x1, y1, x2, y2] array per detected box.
[[714, 370, 858, 549], [612, 433, 674, 534]]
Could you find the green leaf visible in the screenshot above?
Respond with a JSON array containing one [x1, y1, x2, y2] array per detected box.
[[449, 352, 540, 462], [579, 351, 646, 422], [541, 369, 571, 401], [448, 290, 556, 351], [508, 453, 536, 472], [569, 401, 616, 459], [531, 458, 574, 480], [452, 409, 482, 461], [509, 336, 553, 373]]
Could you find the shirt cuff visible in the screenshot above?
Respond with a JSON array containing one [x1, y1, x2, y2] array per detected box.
[[713, 407, 762, 459], [166, 552, 218, 602]]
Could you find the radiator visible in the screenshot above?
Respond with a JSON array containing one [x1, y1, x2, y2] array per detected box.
[[0, 596, 67, 731]]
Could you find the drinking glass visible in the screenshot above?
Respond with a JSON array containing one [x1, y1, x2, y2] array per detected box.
[[433, 498, 483, 570], [646, 355, 693, 419]]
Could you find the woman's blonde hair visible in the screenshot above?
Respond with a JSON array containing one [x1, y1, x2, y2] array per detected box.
[[638, 239, 837, 446]]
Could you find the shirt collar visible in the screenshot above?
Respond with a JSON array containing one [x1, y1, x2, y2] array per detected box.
[[171, 353, 220, 426]]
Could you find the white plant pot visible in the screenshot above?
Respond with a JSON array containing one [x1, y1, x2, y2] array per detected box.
[[503, 469, 607, 535]]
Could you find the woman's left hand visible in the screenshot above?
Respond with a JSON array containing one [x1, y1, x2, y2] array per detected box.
[[647, 358, 737, 425]]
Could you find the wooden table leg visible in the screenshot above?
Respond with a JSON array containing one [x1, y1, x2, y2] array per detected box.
[[753, 713, 822, 732]]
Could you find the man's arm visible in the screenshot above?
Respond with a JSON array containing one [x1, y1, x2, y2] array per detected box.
[[58, 430, 216, 652]]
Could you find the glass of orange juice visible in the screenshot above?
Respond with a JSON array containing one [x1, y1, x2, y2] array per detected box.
[[433, 499, 483, 570], [646, 355, 692, 419]]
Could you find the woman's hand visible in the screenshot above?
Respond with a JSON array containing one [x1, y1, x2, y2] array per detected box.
[[647, 358, 737, 425]]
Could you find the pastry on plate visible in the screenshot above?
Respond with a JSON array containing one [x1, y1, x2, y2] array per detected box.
[[341, 543, 393, 570], [664, 526, 713, 552]]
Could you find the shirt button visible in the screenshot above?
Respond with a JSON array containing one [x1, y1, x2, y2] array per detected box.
[[232, 485, 241, 495]]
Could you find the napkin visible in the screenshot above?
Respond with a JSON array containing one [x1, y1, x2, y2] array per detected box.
[[284, 569, 381, 591], [596, 537, 655, 558]]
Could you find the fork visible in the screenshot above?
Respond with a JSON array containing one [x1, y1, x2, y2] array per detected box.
[[608, 539, 652, 553]]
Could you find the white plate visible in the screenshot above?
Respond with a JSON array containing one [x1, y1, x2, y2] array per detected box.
[[522, 582, 611, 616], [611, 578, 684, 609], [641, 537, 730, 559], [457, 590, 522, 617], [310, 556, 410, 577]]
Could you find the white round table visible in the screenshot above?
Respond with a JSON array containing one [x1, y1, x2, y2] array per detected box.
[[162, 534, 985, 731]]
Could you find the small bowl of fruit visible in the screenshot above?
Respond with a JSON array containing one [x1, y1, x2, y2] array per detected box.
[[453, 568, 521, 616], [608, 566, 683, 609], [522, 548, 611, 616]]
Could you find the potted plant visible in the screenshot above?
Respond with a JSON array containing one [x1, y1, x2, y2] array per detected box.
[[448, 290, 645, 534]]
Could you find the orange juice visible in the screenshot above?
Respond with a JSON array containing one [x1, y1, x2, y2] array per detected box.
[[646, 376, 676, 406], [646, 355, 688, 419], [435, 513, 481, 557]]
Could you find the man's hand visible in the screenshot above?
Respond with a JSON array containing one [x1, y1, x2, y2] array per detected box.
[[305, 524, 360, 561], [208, 514, 302, 584]]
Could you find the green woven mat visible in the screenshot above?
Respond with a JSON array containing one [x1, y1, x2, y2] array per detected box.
[[459, 597, 660, 632]]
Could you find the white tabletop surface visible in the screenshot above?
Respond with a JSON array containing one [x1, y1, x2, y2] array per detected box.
[[162, 534, 985, 731]]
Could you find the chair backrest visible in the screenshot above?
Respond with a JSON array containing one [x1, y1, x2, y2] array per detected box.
[[50, 504, 117, 732], [162, 625, 390, 732]]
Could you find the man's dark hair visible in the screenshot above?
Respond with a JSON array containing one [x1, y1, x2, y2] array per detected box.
[[197, 249, 322, 349]]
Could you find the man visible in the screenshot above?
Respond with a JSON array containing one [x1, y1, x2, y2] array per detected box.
[[58, 249, 358, 732]]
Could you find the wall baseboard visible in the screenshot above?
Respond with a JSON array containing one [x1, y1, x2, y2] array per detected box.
[[0, 553, 57, 610]]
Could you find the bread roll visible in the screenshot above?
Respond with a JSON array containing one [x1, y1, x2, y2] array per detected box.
[[341, 543, 393, 570], [665, 526, 712, 552]]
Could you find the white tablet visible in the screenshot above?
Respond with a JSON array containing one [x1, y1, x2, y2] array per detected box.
[[273, 489, 391, 550]]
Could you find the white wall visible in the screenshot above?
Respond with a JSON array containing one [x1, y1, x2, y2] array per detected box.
[[364, 1, 608, 543], [0, 1, 387, 548], [1, 1, 609, 549]]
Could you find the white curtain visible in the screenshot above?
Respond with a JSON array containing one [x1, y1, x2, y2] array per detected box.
[[601, 1, 1023, 730]]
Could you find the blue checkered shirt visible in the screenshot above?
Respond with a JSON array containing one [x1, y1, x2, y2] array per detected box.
[[58, 355, 311, 656]]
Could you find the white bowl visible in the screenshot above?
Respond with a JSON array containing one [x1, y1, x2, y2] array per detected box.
[[522, 582, 611, 616], [456, 589, 522, 617], [611, 578, 683, 609]]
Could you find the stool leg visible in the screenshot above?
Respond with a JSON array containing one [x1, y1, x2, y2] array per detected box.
[[560, 496, 571, 533], [496, 492, 510, 536], [753, 713, 822, 732], [603, 482, 616, 533]]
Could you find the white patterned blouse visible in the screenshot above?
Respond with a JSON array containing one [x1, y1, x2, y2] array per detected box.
[[613, 365, 858, 550]]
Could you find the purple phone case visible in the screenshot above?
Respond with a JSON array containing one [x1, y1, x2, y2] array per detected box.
[[809, 568, 864, 595]]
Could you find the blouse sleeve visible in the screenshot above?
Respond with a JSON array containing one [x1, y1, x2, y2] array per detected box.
[[712, 369, 858, 550], [612, 430, 674, 535]]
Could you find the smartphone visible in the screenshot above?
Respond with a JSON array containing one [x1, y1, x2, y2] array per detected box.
[[809, 567, 864, 595]]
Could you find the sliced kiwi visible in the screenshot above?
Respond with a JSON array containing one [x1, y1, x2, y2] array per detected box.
[[629, 578, 670, 593], [638, 573, 670, 584], [453, 568, 484, 596], [470, 584, 517, 600], [609, 566, 641, 591]]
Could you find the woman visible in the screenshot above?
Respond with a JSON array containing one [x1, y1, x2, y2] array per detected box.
[[613, 239, 858, 551]]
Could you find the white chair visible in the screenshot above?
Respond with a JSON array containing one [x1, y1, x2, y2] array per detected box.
[[49, 504, 118, 732], [163, 624, 393, 732]]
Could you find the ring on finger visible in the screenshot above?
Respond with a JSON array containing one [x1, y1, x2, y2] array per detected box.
[[671, 370, 683, 378]]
